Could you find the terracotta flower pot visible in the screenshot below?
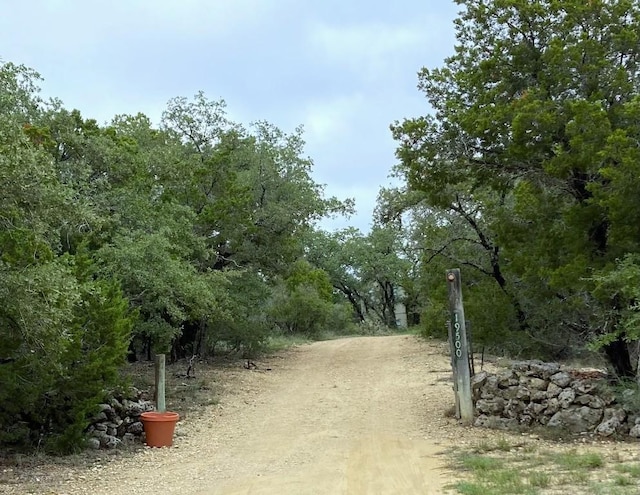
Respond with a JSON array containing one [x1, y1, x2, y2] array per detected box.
[[140, 411, 179, 447]]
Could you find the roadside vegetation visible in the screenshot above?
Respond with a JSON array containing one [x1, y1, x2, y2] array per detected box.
[[449, 437, 640, 495]]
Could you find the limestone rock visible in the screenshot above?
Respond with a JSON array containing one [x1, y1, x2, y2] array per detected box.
[[123, 400, 144, 417], [127, 421, 144, 435], [546, 382, 563, 398], [505, 399, 525, 419], [575, 394, 594, 405], [558, 388, 576, 408], [548, 406, 602, 433], [530, 390, 547, 402], [577, 406, 603, 429], [550, 372, 571, 388], [587, 396, 605, 409], [502, 386, 519, 400], [596, 417, 622, 437], [603, 407, 627, 423], [122, 432, 136, 443], [520, 376, 548, 391], [471, 371, 488, 390], [525, 402, 547, 416], [528, 361, 561, 379], [476, 398, 506, 415], [91, 411, 108, 423], [544, 398, 560, 416], [87, 437, 101, 450], [516, 386, 531, 400], [94, 423, 108, 432], [629, 424, 640, 438], [572, 379, 597, 394], [497, 370, 518, 388], [100, 435, 120, 449], [474, 414, 491, 427]]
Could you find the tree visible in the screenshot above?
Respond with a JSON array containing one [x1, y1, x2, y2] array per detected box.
[[306, 225, 410, 328], [0, 60, 356, 452], [0, 63, 133, 452], [392, 0, 640, 376]]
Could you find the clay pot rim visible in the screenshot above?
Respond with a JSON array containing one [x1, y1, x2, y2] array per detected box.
[[140, 411, 180, 422]]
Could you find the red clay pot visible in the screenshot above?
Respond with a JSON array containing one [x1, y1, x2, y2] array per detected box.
[[140, 411, 179, 447]]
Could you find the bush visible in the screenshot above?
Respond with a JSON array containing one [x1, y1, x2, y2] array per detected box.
[[0, 255, 134, 453]]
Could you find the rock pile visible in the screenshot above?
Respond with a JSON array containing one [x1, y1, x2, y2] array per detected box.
[[85, 387, 155, 449], [472, 360, 640, 438]]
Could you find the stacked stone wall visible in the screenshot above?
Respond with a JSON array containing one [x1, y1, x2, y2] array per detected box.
[[85, 387, 155, 449], [472, 360, 640, 438]]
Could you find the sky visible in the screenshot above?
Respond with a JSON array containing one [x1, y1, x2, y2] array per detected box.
[[0, 0, 460, 232]]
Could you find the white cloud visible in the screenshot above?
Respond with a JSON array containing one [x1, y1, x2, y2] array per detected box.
[[308, 22, 428, 77], [1, 0, 287, 57], [302, 93, 365, 143]]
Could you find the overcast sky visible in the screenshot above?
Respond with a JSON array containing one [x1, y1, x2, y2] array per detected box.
[[0, 0, 459, 232]]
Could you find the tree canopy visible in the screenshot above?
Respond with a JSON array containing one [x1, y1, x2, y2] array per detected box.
[[391, 0, 640, 376], [0, 61, 366, 452]]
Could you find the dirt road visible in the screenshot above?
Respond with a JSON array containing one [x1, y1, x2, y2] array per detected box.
[[8, 335, 469, 495]]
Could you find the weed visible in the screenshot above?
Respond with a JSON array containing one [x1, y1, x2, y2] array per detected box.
[[555, 469, 590, 485], [460, 454, 503, 472], [527, 471, 550, 488], [552, 450, 604, 469], [471, 438, 520, 454], [615, 464, 640, 478], [494, 437, 513, 452], [450, 443, 640, 495], [444, 404, 458, 418], [610, 380, 640, 416], [453, 481, 487, 495], [481, 468, 524, 488], [613, 475, 636, 486]]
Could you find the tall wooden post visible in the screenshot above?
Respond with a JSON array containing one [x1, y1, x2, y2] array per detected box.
[[446, 269, 474, 425], [154, 354, 166, 413]]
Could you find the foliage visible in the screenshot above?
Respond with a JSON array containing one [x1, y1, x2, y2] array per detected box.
[[391, 0, 640, 375], [0, 60, 354, 452], [305, 225, 411, 328], [268, 282, 332, 337], [42, 255, 135, 453]]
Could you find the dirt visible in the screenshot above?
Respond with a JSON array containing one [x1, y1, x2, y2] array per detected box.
[[1, 335, 635, 495]]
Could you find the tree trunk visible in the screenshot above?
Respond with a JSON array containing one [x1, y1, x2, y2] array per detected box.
[[603, 337, 634, 378]]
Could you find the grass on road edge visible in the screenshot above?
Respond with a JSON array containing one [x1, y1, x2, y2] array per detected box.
[[448, 437, 640, 495]]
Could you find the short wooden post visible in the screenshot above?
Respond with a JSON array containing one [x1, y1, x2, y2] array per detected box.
[[154, 354, 166, 413], [446, 269, 474, 425]]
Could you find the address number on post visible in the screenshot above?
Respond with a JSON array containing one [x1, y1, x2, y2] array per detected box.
[[452, 311, 463, 359]]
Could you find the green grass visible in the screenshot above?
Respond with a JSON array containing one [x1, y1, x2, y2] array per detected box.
[[528, 471, 550, 488], [613, 475, 636, 486], [460, 454, 504, 472], [449, 439, 640, 495], [614, 463, 640, 478], [551, 450, 604, 469]]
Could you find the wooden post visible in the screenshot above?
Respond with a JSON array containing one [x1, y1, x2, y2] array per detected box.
[[447, 319, 460, 417], [155, 354, 166, 413], [446, 269, 474, 425]]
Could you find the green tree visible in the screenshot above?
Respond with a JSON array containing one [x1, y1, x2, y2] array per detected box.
[[306, 226, 410, 328], [268, 260, 336, 337], [392, 0, 640, 375], [0, 63, 133, 452]]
